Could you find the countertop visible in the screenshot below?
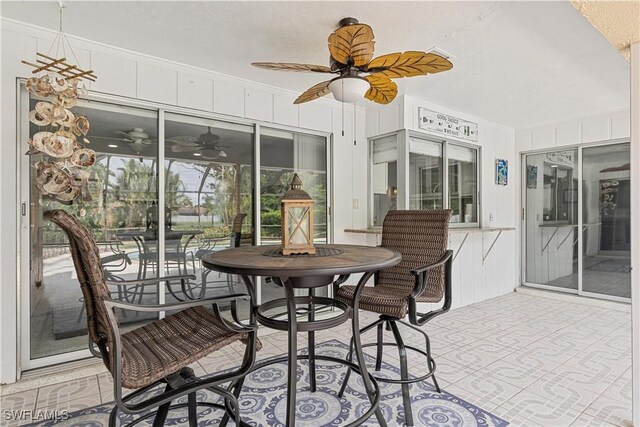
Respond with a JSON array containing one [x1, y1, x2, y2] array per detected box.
[[344, 226, 516, 235]]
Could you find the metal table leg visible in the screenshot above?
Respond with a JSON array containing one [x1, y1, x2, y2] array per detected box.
[[351, 271, 388, 427], [284, 281, 298, 426], [308, 287, 317, 393]]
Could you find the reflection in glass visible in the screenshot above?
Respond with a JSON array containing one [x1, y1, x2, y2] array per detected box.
[[371, 135, 397, 226], [259, 128, 328, 302], [164, 114, 254, 308], [409, 138, 443, 210], [448, 144, 477, 223], [582, 144, 630, 298], [525, 150, 578, 290], [30, 97, 159, 359]]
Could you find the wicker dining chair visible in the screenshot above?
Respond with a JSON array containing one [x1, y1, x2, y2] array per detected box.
[[335, 209, 453, 427], [45, 210, 259, 427]]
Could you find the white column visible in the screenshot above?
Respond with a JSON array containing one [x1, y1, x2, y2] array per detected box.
[[631, 41, 640, 427]]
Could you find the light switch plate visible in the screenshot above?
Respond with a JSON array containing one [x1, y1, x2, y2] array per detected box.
[[353, 199, 359, 209]]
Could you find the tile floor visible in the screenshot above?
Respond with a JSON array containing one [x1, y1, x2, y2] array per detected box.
[[0, 291, 632, 426]]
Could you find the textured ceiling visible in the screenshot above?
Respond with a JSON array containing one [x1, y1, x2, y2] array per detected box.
[[571, 0, 640, 61], [0, 1, 630, 128]]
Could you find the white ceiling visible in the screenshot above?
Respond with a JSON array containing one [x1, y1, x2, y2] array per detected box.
[[1, 1, 630, 129]]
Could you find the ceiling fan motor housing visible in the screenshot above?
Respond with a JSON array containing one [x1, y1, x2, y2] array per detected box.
[[338, 17, 359, 28]]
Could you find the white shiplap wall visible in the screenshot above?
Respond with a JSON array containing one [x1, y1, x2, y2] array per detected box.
[[0, 18, 368, 384], [514, 109, 631, 287], [362, 95, 519, 312]]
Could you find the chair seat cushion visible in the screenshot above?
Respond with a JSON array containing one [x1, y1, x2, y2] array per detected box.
[[336, 285, 410, 318], [120, 306, 253, 389]]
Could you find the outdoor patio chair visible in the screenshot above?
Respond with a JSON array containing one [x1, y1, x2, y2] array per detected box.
[[195, 213, 247, 297], [45, 209, 260, 427], [335, 209, 453, 427]]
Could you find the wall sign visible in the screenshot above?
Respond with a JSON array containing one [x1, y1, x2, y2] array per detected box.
[[418, 107, 478, 142]]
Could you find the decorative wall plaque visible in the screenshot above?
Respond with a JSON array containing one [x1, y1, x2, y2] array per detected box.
[[418, 107, 478, 142]]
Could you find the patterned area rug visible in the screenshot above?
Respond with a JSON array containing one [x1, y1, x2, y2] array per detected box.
[[31, 340, 508, 426]]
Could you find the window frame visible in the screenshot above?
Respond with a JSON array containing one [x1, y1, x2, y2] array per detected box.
[[368, 130, 481, 228]]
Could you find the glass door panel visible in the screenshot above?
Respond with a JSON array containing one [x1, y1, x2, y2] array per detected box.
[[28, 96, 159, 360], [524, 150, 578, 290], [164, 114, 254, 311], [581, 144, 631, 298], [259, 128, 328, 302]]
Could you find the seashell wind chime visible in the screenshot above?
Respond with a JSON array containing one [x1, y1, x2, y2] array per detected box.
[[22, 4, 97, 204]]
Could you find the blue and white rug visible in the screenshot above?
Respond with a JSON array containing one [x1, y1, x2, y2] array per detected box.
[[32, 340, 508, 426]]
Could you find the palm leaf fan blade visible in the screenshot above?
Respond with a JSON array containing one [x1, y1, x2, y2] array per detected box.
[[367, 51, 453, 79], [328, 24, 375, 67], [294, 80, 331, 104], [171, 145, 200, 153], [251, 62, 332, 73], [364, 74, 398, 105]]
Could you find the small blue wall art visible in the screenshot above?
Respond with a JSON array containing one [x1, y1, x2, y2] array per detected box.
[[495, 159, 508, 186]]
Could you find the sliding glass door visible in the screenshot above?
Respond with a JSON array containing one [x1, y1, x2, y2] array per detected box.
[[24, 96, 160, 364], [259, 127, 329, 303], [523, 143, 630, 301], [20, 88, 332, 369], [581, 144, 631, 298], [524, 150, 579, 291]]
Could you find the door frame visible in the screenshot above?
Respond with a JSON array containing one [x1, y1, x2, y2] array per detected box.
[[520, 138, 631, 303]]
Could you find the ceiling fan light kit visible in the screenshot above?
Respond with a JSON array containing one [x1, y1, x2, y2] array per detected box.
[[328, 76, 370, 103], [252, 17, 453, 105]]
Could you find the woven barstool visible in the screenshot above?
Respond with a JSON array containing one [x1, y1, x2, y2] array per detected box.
[[46, 210, 260, 427], [336, 209, 453, 427]]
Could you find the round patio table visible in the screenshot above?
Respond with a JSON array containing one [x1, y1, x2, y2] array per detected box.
[[202, 244, 401, 427], [117, 229, 203, 277]]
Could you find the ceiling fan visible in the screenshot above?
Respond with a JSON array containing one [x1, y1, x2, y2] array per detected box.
[[168, 127, 230, 160], [252, 17, 453, 105], [94, 128, 153, 155]]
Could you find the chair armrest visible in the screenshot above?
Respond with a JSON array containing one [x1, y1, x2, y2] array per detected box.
[[101, 253, 131, 266], [104, 293, 250, 313], [105, 274, 196, 288], [409, 250, 453, 298], [408, 250, 454, 325]]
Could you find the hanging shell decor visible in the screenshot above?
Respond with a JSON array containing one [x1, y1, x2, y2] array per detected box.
[[21, 5, 97, 204], [25, 73, 95, 203]]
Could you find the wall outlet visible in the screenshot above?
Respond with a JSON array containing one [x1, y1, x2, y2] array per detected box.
[[489, 213, 495, 222], [352, 199, 359, 209]]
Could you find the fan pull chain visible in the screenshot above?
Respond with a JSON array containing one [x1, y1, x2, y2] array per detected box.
[[353, 102, 357, 145], [341, 79, 345, 137]]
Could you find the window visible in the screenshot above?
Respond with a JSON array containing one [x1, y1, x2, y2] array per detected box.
[[448, 143, 478, 224], [371, 135, 398, 226], [409, 137, 479, 224], [371, 134, 480, 227], [409, 139, 443, 210]]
